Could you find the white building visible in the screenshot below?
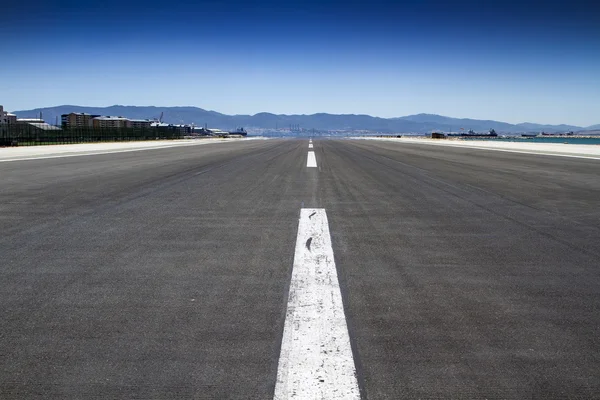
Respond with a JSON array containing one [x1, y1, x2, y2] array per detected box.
[[0, 105, 17, 125], [16, 118, 45, 124], [15, 117, 61, 132], [150, 122, 191, 134], [207, 128, 228, 136]]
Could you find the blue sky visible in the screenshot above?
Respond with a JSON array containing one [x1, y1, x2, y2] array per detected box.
[[2, 0, 599, 126]]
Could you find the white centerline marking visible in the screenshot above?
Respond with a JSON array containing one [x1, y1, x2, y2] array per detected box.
[[275, 209, 360, 400], [307, 151, 317, 167], [308, 143, 314, 149]]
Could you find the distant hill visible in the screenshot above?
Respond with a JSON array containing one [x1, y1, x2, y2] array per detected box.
[[394, 113, 517, 133], [515, 122, 582, 132], [11, 106, 598, 134]]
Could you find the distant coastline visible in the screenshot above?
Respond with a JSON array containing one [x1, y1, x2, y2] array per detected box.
[[9, 105, 600, 135]]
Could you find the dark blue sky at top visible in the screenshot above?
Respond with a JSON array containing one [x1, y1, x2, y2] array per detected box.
[[2, 0, 600, 125]]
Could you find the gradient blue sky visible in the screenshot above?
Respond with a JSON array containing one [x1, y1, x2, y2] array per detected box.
[[2, 0, 599, 125]]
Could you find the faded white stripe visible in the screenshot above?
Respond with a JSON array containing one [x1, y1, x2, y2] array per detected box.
[[274, 209, 360, 400], [307, 151, 317, 167]]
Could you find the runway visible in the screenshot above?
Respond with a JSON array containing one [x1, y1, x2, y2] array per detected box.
[[1, 138, 599, 399]]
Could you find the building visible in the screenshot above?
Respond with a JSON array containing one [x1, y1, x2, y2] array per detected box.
[[129, 119, 152, 129], [16, 118, 45, 124], [151, 122, 192, 134], [61, 113, 100, 128], [207, 128, 229, 136], [0, 105, 17, 125], [192, 126, 212, 136], [92, 116, 130, 128], [159, 124, 192, 134], [173, 124, 193, 134], [2, 117, 61, 134], [150, 122, 170, 128], [19, 122, 62, 132]]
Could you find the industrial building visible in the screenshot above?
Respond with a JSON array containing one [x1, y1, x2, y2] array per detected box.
[[16, 118, 61, 132]]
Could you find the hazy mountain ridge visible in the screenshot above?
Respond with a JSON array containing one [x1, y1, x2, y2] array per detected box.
[[12, 106, 597, 134]]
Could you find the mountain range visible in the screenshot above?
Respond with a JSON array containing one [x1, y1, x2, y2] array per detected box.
[[12, 105, 598, 134]]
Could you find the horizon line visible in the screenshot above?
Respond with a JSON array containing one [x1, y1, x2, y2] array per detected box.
[[9, 104, 599, 128]]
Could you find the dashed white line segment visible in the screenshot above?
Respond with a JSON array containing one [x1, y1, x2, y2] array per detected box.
[[274, 209, 360, 400], [307, 151, 317, 167], [309, 143, 314, 149]]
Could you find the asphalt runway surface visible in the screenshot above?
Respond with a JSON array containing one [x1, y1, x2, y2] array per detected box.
[[1, 139, 600, 399]]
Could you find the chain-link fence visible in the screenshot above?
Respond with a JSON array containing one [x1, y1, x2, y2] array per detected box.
[[0, 125, 186, 146]]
